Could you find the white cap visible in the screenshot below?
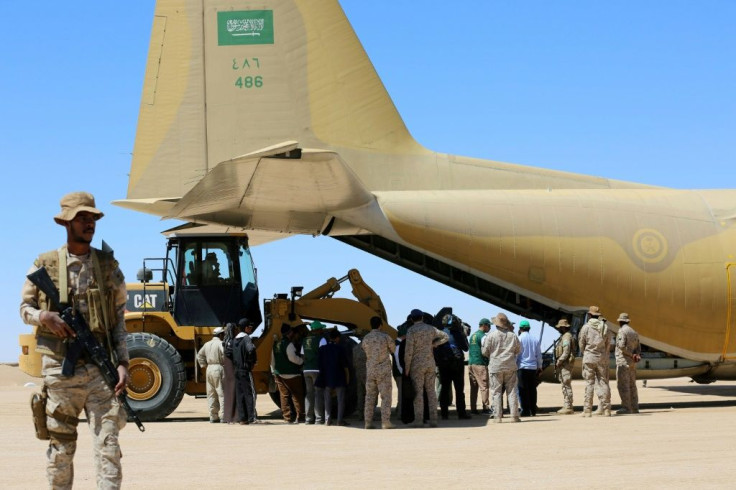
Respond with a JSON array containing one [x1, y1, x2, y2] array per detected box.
[[213, 326, 224, 335]]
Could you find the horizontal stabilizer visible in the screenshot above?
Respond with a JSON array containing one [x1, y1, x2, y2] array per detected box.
[[160, 222, 292, 247], [166, 146, 374, 235], [112, 197, 180, 217]]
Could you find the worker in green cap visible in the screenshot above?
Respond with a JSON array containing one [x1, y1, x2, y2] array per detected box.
[[468, 318, 491, 414]]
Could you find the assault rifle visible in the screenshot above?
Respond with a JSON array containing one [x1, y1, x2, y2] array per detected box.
[[27, 267, 145, 432]]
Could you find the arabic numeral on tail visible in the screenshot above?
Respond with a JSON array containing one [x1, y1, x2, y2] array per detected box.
[[234, 76, 264, 89]]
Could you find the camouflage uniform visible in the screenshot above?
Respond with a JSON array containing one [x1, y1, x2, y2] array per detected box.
[[615, 323, 641, 413], [481, 320, 521, 423], [579, 317, 611, 416], [405, 322, 448, 426], [21, 246, 128, 489], [353, 343, 367, 420], [197, 336, 225, 421], [361, 329, 395, 427], [555, 330, 575, 412]]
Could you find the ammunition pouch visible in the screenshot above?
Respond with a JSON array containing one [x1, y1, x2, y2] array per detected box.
[[31, 385, 81, 442], [85, 287, 106, 334], [31, 387, 49, 440]]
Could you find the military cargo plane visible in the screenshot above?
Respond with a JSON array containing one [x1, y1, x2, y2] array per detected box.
[[114, 0, 736, 381]]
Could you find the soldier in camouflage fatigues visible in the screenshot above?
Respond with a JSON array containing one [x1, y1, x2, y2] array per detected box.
[[404, 309, 448, 427], [579, 306, 612, 417], [20, 192, 129, 489], [361, 316, 395, 429], [615, 313, 641, 414], [481, 313, 522, 423], [554, 319, 575, 414]]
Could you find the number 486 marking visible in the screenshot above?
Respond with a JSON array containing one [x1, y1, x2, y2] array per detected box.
[[235, 76, 263, 89]]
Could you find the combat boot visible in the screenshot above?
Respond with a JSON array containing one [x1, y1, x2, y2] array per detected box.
[[512, 416, 521, 423], [557, 407, 574, 415], [581, 410, 592, 418], [594, 405, 604, 415], [382, 421, 394, 429], [603, 409, 611, 417], [364, 422, 375, 429]]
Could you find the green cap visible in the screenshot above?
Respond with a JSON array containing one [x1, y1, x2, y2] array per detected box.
[[479, 318, 491, 326], [519, 320, 531, 329], [310, 320, 326, 331]]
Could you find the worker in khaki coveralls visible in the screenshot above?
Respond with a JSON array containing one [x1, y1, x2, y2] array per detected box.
[[197, 326, 226, 422], [481, 312, 522, 423], [20, 192, 129, 489], [361, 316, 395, 430]]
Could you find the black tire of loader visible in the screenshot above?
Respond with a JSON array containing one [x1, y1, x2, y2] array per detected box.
[[125, 333, 186, 421]]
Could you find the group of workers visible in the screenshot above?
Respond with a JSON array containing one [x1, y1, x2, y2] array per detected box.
[[197, 304, 642, 430]]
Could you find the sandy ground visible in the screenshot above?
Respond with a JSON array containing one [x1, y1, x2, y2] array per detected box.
[[1, 364, 735, 489]]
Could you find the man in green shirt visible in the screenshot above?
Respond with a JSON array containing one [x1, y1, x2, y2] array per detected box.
[[468, 318, 491, 414]]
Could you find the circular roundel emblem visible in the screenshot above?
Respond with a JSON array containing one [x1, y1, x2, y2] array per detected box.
[[632, 228, 668, 264]]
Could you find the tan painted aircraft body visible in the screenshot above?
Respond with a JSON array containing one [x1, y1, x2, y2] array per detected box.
[[115, 0, 736, 378]]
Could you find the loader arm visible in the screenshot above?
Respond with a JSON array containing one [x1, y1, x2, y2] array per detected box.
[[250, 269, 395, 393]]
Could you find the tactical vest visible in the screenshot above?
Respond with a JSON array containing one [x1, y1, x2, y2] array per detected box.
[[302, 334, 321, 371], [272, 338, 301, 375], [468, 330, 488, 366], [555, 331, 577, 363], [34, 246, 119, 357]]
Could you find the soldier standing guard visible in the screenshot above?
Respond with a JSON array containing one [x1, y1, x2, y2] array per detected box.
[[615, 313, 642, 414], [404, 309, 448, 428], [579, 306, 612, 417], [197, 326, 225, 423], [554, 319, 575, 414], [361, 316, 395, 429], [20, 191, 130, 489]]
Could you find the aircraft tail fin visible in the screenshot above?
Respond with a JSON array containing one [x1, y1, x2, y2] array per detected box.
[[127, 0, 421, 203]]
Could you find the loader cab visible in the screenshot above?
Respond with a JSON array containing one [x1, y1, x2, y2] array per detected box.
[[167, 233, 262, 327]]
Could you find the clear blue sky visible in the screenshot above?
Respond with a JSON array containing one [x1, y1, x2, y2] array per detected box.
[[1, 1, 734, 362]]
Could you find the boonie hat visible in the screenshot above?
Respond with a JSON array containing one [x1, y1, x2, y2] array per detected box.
[[556, 318, 571, 328], [617, 312, 630, 323], [588, 306, 602, 317], [310, 320, 326, 331], [479, 318, 491, 326], [54, 191, 103, 225], [492, 313, 514, 329]]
